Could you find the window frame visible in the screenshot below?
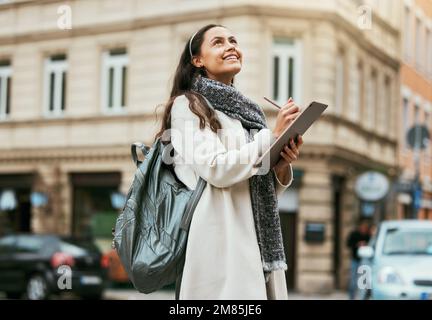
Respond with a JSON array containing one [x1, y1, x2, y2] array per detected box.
[[383, 75, 392, 134], [101, 49, 129, 115], [415, 16, 423, 70], [335, 48, 346, 116], [427, 26, 432, 78], [270, 39, 302, 107], [404, 5, 412, 61], [366, 70, 377, 129], [0, 62, 12, 120], [352, 60, 363, 122], [43, 55, 68, 118], [402, 96, 410, 152]]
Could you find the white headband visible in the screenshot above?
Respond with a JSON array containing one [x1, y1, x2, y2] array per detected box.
[[189, 30, 199, 58]]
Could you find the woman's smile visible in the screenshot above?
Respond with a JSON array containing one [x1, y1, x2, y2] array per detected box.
[[223, 53, 239, 61]]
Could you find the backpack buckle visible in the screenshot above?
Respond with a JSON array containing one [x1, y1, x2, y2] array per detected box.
[[131, 142, 150, 167]]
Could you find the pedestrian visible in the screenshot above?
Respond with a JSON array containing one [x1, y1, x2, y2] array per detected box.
[[346, 218, 371, 300], [154, 24, 303, 299]]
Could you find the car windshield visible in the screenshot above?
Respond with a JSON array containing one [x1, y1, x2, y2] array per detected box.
[[382, 228, 432, 255], [16, 235, 46, 253]]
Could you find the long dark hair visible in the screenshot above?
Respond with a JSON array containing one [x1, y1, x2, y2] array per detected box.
[[154, 24, 227, 141]]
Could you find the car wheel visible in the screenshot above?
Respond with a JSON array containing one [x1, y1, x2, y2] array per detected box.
[[5, 292, 21, 300], [26, 274, 50, 300]]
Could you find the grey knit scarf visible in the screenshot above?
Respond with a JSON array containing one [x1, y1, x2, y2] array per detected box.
[[191, 74, 287, 277]]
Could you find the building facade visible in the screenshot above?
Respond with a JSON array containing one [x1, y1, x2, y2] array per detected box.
[[398, 0, 432, 220], [0, 0, 403, 293]]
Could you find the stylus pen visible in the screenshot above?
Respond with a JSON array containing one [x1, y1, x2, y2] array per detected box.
[[263, 96, 281, 109], [264, 96, 300, 144]]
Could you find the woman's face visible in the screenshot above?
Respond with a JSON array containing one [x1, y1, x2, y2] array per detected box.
[[192, 26, 243, 85]]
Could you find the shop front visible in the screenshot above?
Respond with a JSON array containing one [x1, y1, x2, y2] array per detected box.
[[0, 174, 34, 235]]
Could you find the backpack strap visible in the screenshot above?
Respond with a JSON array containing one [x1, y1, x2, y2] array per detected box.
[[176, 177, 207, 300], [131, 139, 207, 231], [180, 177, 207, 232], [131, 142, 151, 168]]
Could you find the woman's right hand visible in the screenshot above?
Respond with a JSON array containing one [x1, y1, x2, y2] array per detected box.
[[273, 97, 301, 139]]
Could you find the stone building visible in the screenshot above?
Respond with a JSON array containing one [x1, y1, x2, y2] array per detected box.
[[0, 0, 404, 293]]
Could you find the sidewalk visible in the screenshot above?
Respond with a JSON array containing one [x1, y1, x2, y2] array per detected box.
[[103, 289, 348, 300]]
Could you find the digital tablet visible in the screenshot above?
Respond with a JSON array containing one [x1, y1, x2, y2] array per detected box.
[[254, 101, 328, 170]]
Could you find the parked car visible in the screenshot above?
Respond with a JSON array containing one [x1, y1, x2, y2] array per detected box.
[[358, 220, 432, 300], [0, 234, 109, 300]]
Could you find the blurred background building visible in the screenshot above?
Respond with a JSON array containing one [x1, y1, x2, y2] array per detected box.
[[0, 0, 430, 294], [398, 0, 432, 220]]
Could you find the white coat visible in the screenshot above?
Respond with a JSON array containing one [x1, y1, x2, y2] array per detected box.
[[170, 95, 293, 300]]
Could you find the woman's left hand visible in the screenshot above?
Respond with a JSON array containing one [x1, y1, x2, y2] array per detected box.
[[276, 135, 303, 168]]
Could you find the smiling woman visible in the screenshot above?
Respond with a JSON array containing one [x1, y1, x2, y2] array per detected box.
[[153, 24, 303, 300], [190, 27, 243, 85]]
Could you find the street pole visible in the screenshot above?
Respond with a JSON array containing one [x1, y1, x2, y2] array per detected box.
[[412, 125, 421, 219], [406, 124, 429, 219]]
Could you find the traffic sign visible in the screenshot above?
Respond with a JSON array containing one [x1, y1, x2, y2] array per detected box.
[[407, 125, 430, 150]]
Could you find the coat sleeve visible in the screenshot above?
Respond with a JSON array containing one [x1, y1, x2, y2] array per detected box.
[[170, 95, 275, 188], [273, 165, 294, 197]]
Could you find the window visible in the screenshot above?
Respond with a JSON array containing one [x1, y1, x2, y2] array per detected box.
[[101, 48, 128, 113], [427, 28, 432, 77], [415, 17, 422, 68], [367, 70, 377, 128], [414, 103, 420, 124], [404, 6, 412, 60], [335, 48, 346, 115], [383, 76, 391, 133], [352, 60, 363, 122], [382, 229, 432, 255], [421, 23, 427, 70], [44, 54, 67, 116], [271, 39, 302, 106], [15, 236, 45, 253], [0, 60, 11, 120], [402, 97, 409, 150]]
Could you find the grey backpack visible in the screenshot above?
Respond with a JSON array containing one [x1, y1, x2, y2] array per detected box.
[[112, 137, 206, 295]]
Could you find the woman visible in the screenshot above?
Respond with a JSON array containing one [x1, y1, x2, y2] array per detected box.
[[155, 24, 303, 300]]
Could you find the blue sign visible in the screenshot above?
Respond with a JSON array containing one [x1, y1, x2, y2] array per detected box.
[[361, 201, 375, 217], [30, 192, 48, 208]]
